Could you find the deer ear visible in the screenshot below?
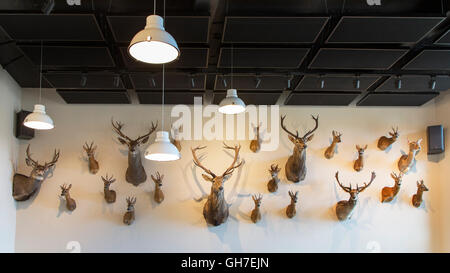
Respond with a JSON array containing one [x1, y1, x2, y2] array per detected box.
[[390, 173, 396, 179], [364, 145, 368, 150], [305, 134, 314, 142], [356, 145, 360, 150], [202, 174, 214, 182], [118, 138, 128, 145], [389, 132, 394, 137], [288, 135, 296, 143], [25, 158, 33, 167]]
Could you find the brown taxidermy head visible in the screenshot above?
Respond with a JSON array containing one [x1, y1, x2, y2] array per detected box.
[[60, 184, 72, 197], [417, 180, 429, 192], [356, 145, 368, 155], [252, 194, 262, 208], [391, 172, 403, 185], [389, 127, 400, 140], [408, 139, 422, 152], [269, 164, 281, 178], [288, 190, 298, 203], [83, 142, 97, 156], [151, 172, 164, 187], [126, 197, 137, 211], [332, 130, 342, 143], [281, 115, 319, 152], [25, 145, 60, 180], [111, 119, 157, 152]]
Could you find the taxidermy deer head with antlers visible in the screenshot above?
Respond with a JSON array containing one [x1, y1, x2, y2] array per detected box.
[[83, 141, 99, 174], [353, 145, 368, 172], [378, 127, 399, 151], [13, 145, 60, 201], [250, 123, 262, 153], [112, 118, 157, 186], [286, 190, 298, 218], [398, 139, 422, 173], [251, 194, 262, 223], [267, 164, 281, 193], [151, 171, 165, 204], [123, 197, 137, 225], [281, 115, 319, 183], [334, 171, 376, 221], [191, 142, 243, 226], [101, 174, 116, 204], [381, 172, 403, 203], [324, 131, 342, 159], [412, 180, 428, 208], [60, 184, 76, 211]]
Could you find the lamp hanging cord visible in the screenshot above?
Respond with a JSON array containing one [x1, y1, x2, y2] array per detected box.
[[154, 0, 156, 15], [231, 43, 233, 89], [162, 64, 165, 130], [39, 40, 43, 104]]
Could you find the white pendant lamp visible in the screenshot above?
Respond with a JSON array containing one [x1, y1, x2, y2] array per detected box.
[[24, 41, 54, 130], [218, 45, 246, 114], [128, 0, 180, 64], [145, 64, 180, 161]]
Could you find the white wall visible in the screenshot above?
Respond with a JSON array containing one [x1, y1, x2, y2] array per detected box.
[[15, 89, 442, 253], [0, 67, 21, 252]]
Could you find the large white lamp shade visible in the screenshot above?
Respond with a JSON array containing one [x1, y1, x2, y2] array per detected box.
[[23, 104, 54, 130], [218, 89, 246, 114], [128, 15, 180, 64], [145, 131, 180, 161]]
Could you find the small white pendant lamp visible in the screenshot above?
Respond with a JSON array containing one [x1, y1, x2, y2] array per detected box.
[[24, 41, 54, 130], [128, 0, 180, 64], [145, 64, 180, 161], [218, 44, 246, 114]]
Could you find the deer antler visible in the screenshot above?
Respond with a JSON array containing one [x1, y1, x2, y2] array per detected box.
[[102, 174, 115, 184], [44, 149, 60, 169], [25, 145, 38, 166], [222, 142, 243, 177], [126, 196, 136, 205], [135, 121, 158, 144], [111, 118, 132, 143], [191, 146, 216, 178], [280, 115, 299, 139], [357, 172, 376, 193], [151, 171, 164, 182], [302, 115, 319, 139], [335, 171, 351, 193]]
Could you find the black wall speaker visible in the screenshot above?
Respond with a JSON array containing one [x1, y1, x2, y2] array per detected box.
[[427, 125, 444, 155], [15, 110, 34, 140]]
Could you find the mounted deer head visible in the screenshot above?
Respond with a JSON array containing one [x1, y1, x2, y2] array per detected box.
[[250, 123, 262, 153], [112, 118, 157, 186], [83, 141, 99, 174], [191, 142, 243, 226], [286, 190, 298, 218], [281, 114, 319, 183], [251, 194, 263, 223], [60, 184, 76, 211], [171, 124, 182, 152], [13, 145, 60, 201], [123, 197, 137, 225], [381, 172, 403, 203], [353, 145, 368, 172], [267, 164, 281, 193], [412, 180, 428, 208], [101, 174, 116, 204], [335, 171, 376, 221], [377, 127, 399, 151], [151, 171, 165, 204], [324, 130, 342, 159], [398, 138, 422, 173]]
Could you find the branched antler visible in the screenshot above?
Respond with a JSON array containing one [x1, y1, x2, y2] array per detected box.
[[335, 171, 351, 193], [222, 142, 243, 177], [191, 146, 216, 178], [356, 172, 376, 193]]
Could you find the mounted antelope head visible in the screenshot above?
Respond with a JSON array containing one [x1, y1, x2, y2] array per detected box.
[[123, 197, 137, 225], [251, 194, 262, 223], [60, 184, 76, 211], [13, 145, 60, 201], [377, 127, 399, 151], [112, 118, 157, 186], [381, 172, 403, 203], [281, 114, 319, 183], [398, 139, 422, 173], [267, 164, 281, 193], [353, 145, 368, 172], [334, 171, 376, 221], [412, 180, 428, 208], [286, 190, 298, 218], [101, 174, 116, 204], [151, 171, 165, 204], [249, 123, 262, 153], [171, 124, 182, 152], [83, 141, 99, 174], [324, 130, 342, 159], [191, 142, 243, 226]]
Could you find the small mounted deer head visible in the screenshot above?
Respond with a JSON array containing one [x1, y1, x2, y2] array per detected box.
[[151, 171, 165, 204], [267, 164, 281, 193], [353, 145, 368, 172], [398, 139, 422, 173], [335, 171, 376, 221], [171, 124, 182, 152], [83, 141, 99, 174], [381, 172, 403, 203], [412, 180, 428, 208], [324, 130, 342, 159], [377, 127, 399, 151], [250, 123, 262, 153], [286, 190, 298, 218], [13, 145, 60, 201], [60, 184, 76, 211], [281, 114, 319, 183], [251, 194, 263, 223], [123, 197, 137, 225], [112, 118, 157, 186], [101, 174, 116, 204], [191, 142, 243, 226]]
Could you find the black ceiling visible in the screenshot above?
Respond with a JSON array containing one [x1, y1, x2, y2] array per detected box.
[[1, 0, 450, 106]]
